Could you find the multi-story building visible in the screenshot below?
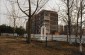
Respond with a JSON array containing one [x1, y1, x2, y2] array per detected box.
[[28, 10, 58, 35]]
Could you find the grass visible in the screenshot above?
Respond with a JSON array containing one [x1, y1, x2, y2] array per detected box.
[[0, 36, 85, 55]]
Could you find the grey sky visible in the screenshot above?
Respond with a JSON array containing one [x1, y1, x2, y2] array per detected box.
[[0, 0, 62, 28]]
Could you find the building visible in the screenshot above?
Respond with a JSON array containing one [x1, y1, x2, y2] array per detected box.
[[62, 25, 81, 35], [27, 10, 58, 35], [58, 25, 65, 34]]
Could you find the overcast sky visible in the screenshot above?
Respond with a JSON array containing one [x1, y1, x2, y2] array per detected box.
[[0, 0, 63, 28]]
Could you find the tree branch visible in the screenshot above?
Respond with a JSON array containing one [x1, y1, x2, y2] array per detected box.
[[17, 0, 29, 16], [31, 0, 39, 17]]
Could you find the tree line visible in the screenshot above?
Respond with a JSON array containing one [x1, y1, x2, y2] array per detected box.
[[0, 24, 26, 36]]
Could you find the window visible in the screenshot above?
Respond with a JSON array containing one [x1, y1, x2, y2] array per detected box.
[[45, 12, 48, 16]]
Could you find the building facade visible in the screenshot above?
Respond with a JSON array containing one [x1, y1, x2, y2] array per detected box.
[[29, 10, 58, 34]]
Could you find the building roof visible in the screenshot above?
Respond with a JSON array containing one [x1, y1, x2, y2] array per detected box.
[[38, 10, 58, 14]]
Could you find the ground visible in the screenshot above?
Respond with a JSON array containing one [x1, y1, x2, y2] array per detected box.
[[0, 36, 85, 55]]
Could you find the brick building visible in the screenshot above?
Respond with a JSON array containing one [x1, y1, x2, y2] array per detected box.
[[27, 10, 58, 34]]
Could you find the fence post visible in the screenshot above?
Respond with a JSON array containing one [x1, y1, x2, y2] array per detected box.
[[46, 37, 47, 47]]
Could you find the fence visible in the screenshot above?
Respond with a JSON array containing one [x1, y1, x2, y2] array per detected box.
[[31, 34, 85, 44], [1, 33, 85, 44], [1, 33, 18, 36]]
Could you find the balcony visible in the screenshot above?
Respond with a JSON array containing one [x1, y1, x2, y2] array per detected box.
[[44, 16, 50, 20]]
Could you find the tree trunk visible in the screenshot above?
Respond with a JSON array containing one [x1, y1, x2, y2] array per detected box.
[[13, 18, 16, 37], [75, 3, 80, 43], [67, 25, 69, 42], [80, 0, 83, 53], [0, 29, 1, 36], [75, 14, 79, 44], [26, 0, 31, 43], [0, 33, 1, 36], [67, 0, 71, 43], [26, 18, 31, 43]]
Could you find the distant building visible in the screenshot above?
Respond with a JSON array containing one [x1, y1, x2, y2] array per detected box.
[[27, 10, 58, 35], [63, 25, 81, 35], [58, 25, 65, 34]]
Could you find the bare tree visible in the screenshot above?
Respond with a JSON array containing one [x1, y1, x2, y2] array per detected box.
[[79, 0, 84, 53], [4, 0, 28, 37], [74, 0, 80, 43], [61, 0, 85, 53], [11, 2, 16, 36], [59, 0, 75, 43], [6, 0, 18, 36], [17, 0, 49, 43]]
